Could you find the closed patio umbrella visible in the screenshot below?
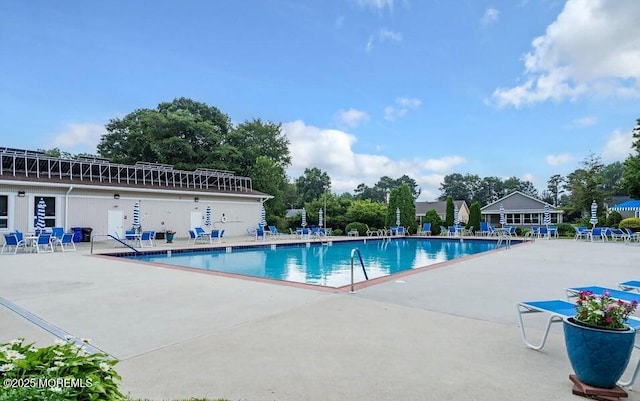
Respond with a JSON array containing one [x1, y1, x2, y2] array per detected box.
[[590, 200, 598, 228], [499, 203, 506, 227], [260, 205, 267, 227], [543, 204, 551, 226], [205, 205, 212, 228], [301, 208, 307, 227], [132, 202, 141, 231], [396, 207, 401, 226], [36, 198, 46, 229], [454, 204, 460, 226], [318, 208, 323, 228]]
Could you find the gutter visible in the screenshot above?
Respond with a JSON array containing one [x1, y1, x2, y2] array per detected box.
[[65, 186, 73, 229]]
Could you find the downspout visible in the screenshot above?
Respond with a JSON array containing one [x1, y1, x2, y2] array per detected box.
[[65, 186, 73, 229]]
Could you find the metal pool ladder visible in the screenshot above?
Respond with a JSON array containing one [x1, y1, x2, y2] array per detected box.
[[350, 248, 369, 293]]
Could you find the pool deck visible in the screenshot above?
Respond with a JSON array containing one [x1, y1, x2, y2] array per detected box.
[[2, 235, 640, 400]]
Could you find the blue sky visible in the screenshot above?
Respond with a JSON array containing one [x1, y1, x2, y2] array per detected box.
[[1, 0, 639, 200]]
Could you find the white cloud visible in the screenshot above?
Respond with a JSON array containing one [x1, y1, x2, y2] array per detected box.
[[379, 28, 402, 43], [335, 108, 370, 128], [353, 0, 394, 12], [546, 153, 574, 166], [366, 35, 374, 52], [570, 116, 597, 128], [602, 129, 633, 162], [50, 122, 106, 153], [481, 7, 500, 27], [492, 0, 640, 108], [521, 173, 535, 183], [384, 96, 421, 121], [282, 120, 465, 199]]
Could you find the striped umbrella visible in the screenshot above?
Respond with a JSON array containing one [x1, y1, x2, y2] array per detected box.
[[453, 204, 460, 226], [543, 204, 551, 226], [318, 208, 323, 228], [301, 208, 307, 227], [204, 205, 212, 227], [589, 200, 598, 227], [260, 205, 267, 227], [395, 207, 401, 226], [132, 202, 141, 231], [499, 203, 506, 227], [35, 198, 46, 229]]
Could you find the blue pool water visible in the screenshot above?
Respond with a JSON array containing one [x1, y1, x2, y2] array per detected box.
[[126, 238, 502, 288]]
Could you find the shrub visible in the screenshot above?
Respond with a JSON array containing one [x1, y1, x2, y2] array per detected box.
[[331, 228, 343, 236], [556, 223, 575, 237], [0, 337, 124, 401], [619, 218, 640, 232], [345, 222, 367, 236], [467, 201, 481, 232], [606, 211, 623, 227], [422, 209, 443, 236]]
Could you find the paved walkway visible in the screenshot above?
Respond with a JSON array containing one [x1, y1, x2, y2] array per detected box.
[[2, 236, 640, 400]]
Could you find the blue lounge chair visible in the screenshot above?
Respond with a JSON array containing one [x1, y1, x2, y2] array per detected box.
[[268, 225, 285, 239], [1, 233, 26, 254], [574, 226, 588, 241], [590, 227, 605, 242], [188, 229, 205, 244], [566, 286, 640, 305], [620, 281, 640, 292], [517, 299, 578, 350], [517, 298, 640, 387], [418, 223, 431, 236], [55, 232, 76, 252], [478, 222, 489, 236], [255, 226, 265, 241]]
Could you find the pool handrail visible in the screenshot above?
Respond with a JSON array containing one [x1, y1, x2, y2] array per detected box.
[[91, 234, 142, 255], [350, 248, 369, 293]]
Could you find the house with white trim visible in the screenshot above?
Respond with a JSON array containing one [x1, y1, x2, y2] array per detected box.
[[415, 200, 469, 224], [481, 191, 563, 226], [0, 148, 271, 240]]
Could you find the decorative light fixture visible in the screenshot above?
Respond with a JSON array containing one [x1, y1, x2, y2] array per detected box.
[[17, 191, 26, 197], [194, 197, 199, 203], [114, 194, 120, 199]]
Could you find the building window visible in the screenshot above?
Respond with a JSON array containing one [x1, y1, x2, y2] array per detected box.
[[33, 196, 56, 228], [0, 195, 7, 229]]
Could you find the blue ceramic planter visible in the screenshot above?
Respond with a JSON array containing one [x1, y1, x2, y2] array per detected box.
[[563, 317, 636, 388]]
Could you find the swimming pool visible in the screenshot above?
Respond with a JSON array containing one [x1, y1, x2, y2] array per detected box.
[[124, 238, 505, 288]]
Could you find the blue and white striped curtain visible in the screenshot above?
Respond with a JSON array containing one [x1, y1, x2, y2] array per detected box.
[[318, 208, 323, 228], [589, 200, 598, 227], [453, 204, 460, 226], [260, 206, 267, 227], [205, 205, 212, 227], [395, 207, 401, 226], [499, 203, 506, 227], [543, 204, 551, 225], [301, 208, 307, 227]]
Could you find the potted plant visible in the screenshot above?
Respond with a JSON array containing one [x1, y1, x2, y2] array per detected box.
[[165, 230, 176, 243], [563, 290, 638, 388]]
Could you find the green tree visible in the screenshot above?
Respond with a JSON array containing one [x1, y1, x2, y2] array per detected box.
[[565, 153, 605, 217], [387, 184, 416, 233], [439, 173, 481, 205], [600, 162, 625, 197], [546, 174, 565, 206], [422, 209, 443, 236], [295, 168, 331, 204], [468, 201, 481, 232], [98, 98, 234, 170], [304, 192, 351, 230], [445, 196, 454, 227], [345, 200, 387, 229], [623, 118, 640, 198], [503, 176, 538, 198], [227, 119, 291, 177], [252, 156, 287, 219]]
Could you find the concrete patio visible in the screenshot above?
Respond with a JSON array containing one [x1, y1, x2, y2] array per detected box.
[[2, 236, 640, 400]]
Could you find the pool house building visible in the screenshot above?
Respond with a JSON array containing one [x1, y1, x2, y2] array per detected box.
[[0, 148, 270, 240], [480, 191, 563, 227]]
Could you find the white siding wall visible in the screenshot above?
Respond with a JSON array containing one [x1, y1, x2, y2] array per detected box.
[[0, 183, 263, 239]]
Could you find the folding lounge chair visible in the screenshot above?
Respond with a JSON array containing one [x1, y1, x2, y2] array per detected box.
[[574, 226, 588, 241], [620, 281, 640, 292], [516, 299, 578, 350], [566, 286, 640, 305], [517, 298, 640, 387], [268, 226, 285, 239]]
